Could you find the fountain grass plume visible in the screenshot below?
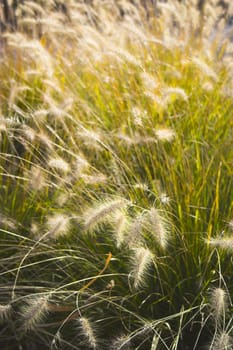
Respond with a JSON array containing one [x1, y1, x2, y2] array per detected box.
[[83, 197, 131, 232], [113, 210, 129, 248], [79, 316, 97, 349], [0, 304, 12, 323], [131, 246, 153, 289], [209, 287, 227, 325], [0, 0, 233, 349], [20, 296, 49, 332], [46, 214, 71, 239], [208, 237, 233, 250], [210, 331, 232, 350], [146, 207, 169, 249]]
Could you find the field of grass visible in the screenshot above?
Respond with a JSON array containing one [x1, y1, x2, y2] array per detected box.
[[0, 1, 233, 349]]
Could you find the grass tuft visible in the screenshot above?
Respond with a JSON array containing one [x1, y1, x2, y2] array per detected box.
[[0, 0, 233, 349]]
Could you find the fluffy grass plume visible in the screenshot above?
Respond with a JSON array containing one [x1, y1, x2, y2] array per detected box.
[[208, 237, 233, 250], [20, 296, 49, 332], [209, 287, 227, 324], [46, 214, 71, 239], [0, 0, 233, 349], [147, 208, 169, 249], [112, 334, 131, 350], [48, 157, 70, 173], [154, 128, 176, 142], [83, 198, 130, 231], [211, 332, 232, 350], [131, 247, 153, 289], [0, 304, 11, 323], [79, 317, 97, 349], [125, 213, 146, 248], [113, 210, 129, 248]]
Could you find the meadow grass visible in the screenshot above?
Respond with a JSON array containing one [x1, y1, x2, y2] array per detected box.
[[0, 1, 233, 349]]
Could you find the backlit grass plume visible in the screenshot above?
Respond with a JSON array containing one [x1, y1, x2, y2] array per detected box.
[[146, 207, 169, 249], [208, 237, 233, 250], [79, 316, 97, 349], [131, 247, 153, 289], [209, 287, 227, 325], [20, 296, 49, 332], [113, 210, 129, 248], [46, 214, 71, 239], [83, 198, 130, 232], [0, 0, 233, 349], [211, 331, 232, 350]]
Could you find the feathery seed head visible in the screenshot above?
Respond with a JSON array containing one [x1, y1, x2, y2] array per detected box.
[[209, 287, 227, 322], [83, 198, 130, 232], [43, 81, 62, 97], [113, 210, 129, 248], [160, 193, 170, 205], [116, 132, 135, 146], [27, 166, 46, 191], [202, 81, 214, 92], [46, 214, 70, 239], [131, 247, 153, 289], [75, 155, 89, 174], [162, 87, 188, 102], [33, 109, 49, 122], [192, 57, 218, 81], [147, 208, 169, 249], [21, 125, 36, 142], [208, 237, 233, 250], [154, 128, 176, 142], [0, 304, 12, 323], [18, 1, 45, 15], [77, 129, 102, 150], [48, 157, 70, 173], [80, 172, 107, 185], [21, 296, 49, 332], [37, 132, 53, 149], [30, 222, 40, 238], [211, 331, 231, 350], [111, 47, 141, 66], [141, 71, 158, 91], [0, 214, 17, 230], [126, 214, 144, 248], [79, 317, 97, 349], [133, 183, 149, 191], [56, 193, 69, 207], [112, 334, 131, 350], [5, 33, 54, 78], [134, 107, 147, 118], [131, 107, 148, 126], [228, 220, 233, 231]]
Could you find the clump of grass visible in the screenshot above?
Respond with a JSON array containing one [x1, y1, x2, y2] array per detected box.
[[0, 0, 233, 349]]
